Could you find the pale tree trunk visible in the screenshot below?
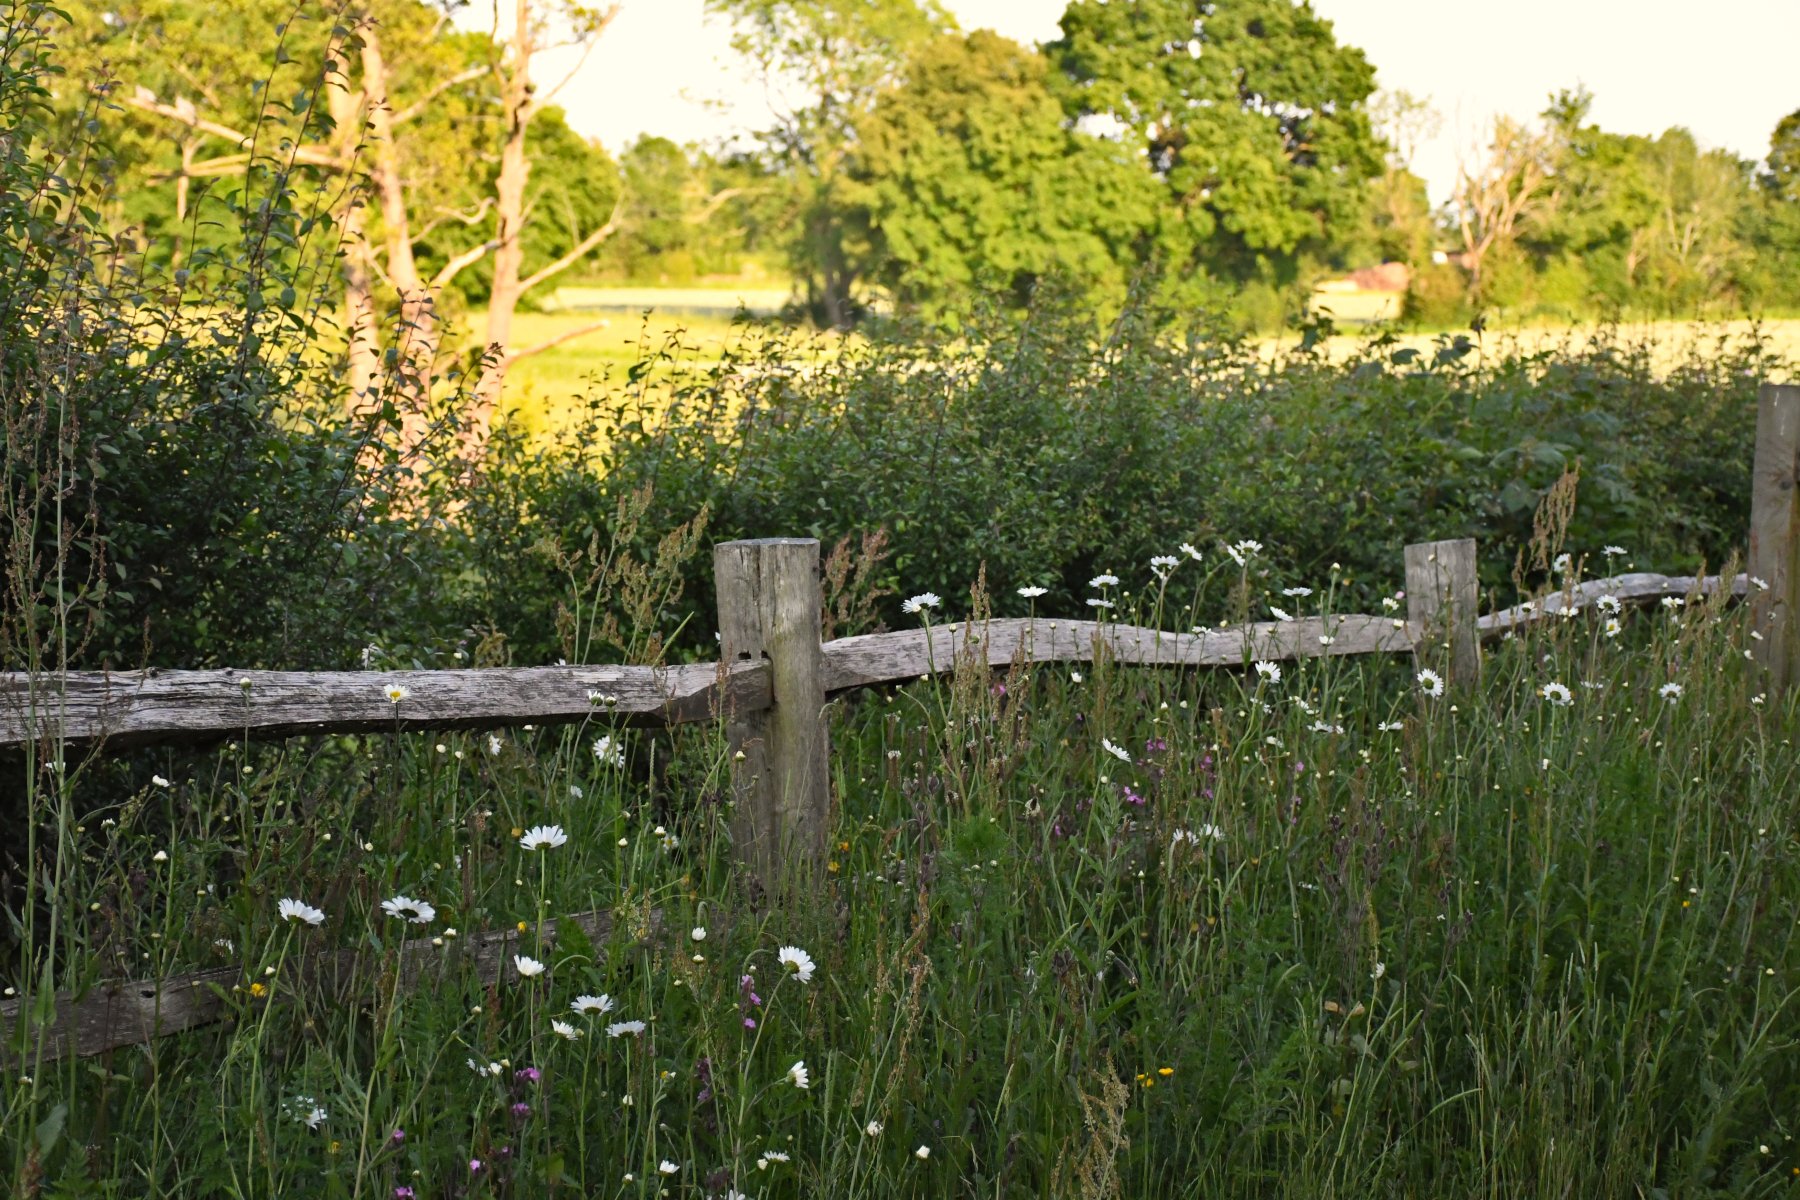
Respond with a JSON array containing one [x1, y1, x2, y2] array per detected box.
[[463, 0, 534, 460], [360, 22, 439, 467], [324, 46, 382, 413]]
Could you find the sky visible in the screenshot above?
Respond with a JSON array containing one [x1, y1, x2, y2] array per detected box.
[[538, 0, 1800, 207]]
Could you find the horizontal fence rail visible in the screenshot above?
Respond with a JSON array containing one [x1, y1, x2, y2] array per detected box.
[[0, 662, 772, 750], [1479, 572, 1749, 634], [1, 907, 670, 1065], [0, 574, 1756, 753]]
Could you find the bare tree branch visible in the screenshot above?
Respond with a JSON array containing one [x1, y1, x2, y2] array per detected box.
[[515, 206, 621, 297], [392, 66, 489, 125], [503, 316, 614, 365], [412, 197, 496, 244], [121, 89, 344, 170], [685, 186, 762, 225], [430, 239, 500, 290]]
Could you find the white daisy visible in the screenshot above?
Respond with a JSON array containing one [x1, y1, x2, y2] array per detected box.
[[1603, 544, 1625, 556], [1016, 585, 1047, 598], [777, 945, 816, 982], [761, 1150, 791, 1165], [1253, 660, 1281, 685], [1540, 682, 1574, 707], [383, 683, 410, 704], [900, 593, 940, 614], [1101, 738, 1132, 763], [1179, 543, 1203, 562], [1658, 682, 1683, 701], [1603, 617, 1622, 638], [1089, 574, 1119, 588], [1087, 597, 1114, 610], [572, 994, 615, 1016], [658, 1160, 679, 1176], [514, 955, 545, 978], [380, 895, 436, 924], [691, 926, 707, 942], [915, 1145, 931, 1160], [278, 897, 325, 927], [1552, 552, 1573, 575], [865, 1120, 885, 1137], [551, 1019, 583, 1041], [486, 734, 503, 756], [787, 1060, 810, 1089], [520, 824, 567, 851], [606, 1019, 646, 1038], [1596, 594, 1622, 614], [1224, 539, 1263, 567], [1281, 586, 1313, 598], [1416, 669, 1445, 699], [592, 735, 624, 766], [1377, 720, 1404, 732], [295, 1099, 328, 1130], [1149, 555, 1179, 573], [1269, 606, 1293, 622]]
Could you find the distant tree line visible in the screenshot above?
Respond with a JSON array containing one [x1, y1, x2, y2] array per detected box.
[[47, 0, 1800, 351]]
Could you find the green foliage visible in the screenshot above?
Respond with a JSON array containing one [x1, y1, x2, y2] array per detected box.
[[1047, 0, 1386, 296], [0, 1, 457, 676], [485, 299, 1779, 665], [846, 29, 1161, 315], [706, 0, 951, 326]]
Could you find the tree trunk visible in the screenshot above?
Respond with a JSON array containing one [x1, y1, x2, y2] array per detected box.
[[325, 49, 382, 414], [463, 0, 534, 461], [360, 22, 438, 468]]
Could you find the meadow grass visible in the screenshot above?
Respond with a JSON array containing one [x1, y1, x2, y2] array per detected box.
[[5, 550, 1798, 1199]]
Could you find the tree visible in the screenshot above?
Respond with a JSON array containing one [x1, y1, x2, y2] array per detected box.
[[1765, 108, 1800, 203], [705, 0, 950, 327], [1361, 89, 1437, 267], [1524, 89, 1756, 311], [79, 0, 624, 466], [1451, 114, 1552, 300], [845, 29, 1159, 313], [1045, 0, 1385, 299]]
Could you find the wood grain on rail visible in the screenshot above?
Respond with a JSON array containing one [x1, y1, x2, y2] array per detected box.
[[0, 661, 771, 750]]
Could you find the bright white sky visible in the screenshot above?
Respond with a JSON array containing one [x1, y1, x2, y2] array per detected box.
[[538, 0, 1800, 207]]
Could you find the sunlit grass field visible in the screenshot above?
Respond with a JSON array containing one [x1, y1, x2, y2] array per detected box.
[[8, 552, 1798, 1197]]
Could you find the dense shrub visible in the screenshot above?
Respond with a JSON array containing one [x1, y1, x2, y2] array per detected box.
[[462, 304, 1781, 664]]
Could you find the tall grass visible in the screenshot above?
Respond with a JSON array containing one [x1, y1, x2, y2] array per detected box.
[[6, 552, 1796, 1198]]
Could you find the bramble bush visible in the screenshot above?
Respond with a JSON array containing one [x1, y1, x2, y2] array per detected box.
[[470, 303, 1778, 664]]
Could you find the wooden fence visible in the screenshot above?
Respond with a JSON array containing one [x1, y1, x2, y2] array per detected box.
[[3, 383, 1797, 1063]]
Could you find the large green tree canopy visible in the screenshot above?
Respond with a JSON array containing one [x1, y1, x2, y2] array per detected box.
[[1046, 0, 1384, 296], [846, 29, 1161, 313]]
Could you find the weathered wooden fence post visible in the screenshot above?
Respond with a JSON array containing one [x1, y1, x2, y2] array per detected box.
[[1750, 383, 1800, 691], [1404, 538, 1479, 687], [713, 538, 830, 891]]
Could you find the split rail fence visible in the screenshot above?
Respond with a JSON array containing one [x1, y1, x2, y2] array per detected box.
[[3, 384, 1798, 1063]]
